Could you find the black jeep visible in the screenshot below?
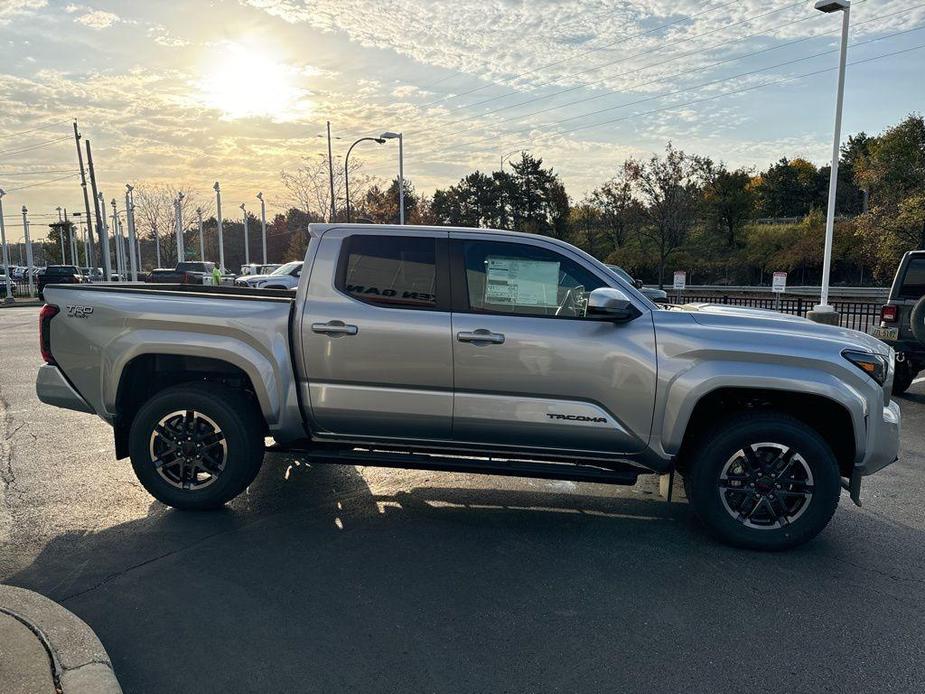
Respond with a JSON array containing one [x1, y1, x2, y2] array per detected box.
[[872, 250, 925, 394]]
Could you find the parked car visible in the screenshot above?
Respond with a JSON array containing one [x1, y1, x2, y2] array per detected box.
[[37, 265, 82, 299], [234, 260, 302, 289], [37, 223, 900, 551], [606, 264, 668, 303], [145, 261, 216, 284], [240, 263, 281, 276], [871, 249, 925, 394]]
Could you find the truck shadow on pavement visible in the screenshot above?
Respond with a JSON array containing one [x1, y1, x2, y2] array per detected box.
[[8, 451, 925, 693]]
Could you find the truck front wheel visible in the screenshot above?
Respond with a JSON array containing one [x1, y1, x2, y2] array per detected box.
[[686, 413, 841, 550], [129, 383, 265, 510]]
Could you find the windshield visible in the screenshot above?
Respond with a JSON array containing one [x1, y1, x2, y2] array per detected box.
[[270, 261, 301, 276]]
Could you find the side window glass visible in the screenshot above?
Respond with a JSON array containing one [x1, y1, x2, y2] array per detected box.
[[340, 235, 437, 308], [462, 241, 605, 318], [899, 258, 925, 299]]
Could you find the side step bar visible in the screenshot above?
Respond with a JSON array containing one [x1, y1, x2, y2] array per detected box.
[[266, 445, 642, 486]]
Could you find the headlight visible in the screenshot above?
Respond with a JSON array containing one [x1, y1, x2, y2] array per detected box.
[[842, 349, 889, 385]]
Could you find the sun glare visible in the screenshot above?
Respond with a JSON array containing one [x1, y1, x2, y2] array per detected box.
[[199, 43, 309, 121]]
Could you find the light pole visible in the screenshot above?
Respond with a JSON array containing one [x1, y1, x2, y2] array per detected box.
[[380, 131, 404, 224], [256, 192, 267, 264], [197, 208, 204, 261], [21, 206, 34, 296], [125, 185, 138, 281], [214, 182, 225, 271], [240, 202, 249, 266], [810, 0, 851, 325], [98, 191, 111, 280], [344, 136, 385, 223], [0, 189, 12, 302], [56, 206, 66, 262], [111, 198, 124, 279], [153, 222, 161, 268], [174, 192, 185, 264]]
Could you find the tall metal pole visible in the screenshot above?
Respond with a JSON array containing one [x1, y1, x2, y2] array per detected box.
[[67, 208, 77, 265], [214, 182, 225, 271], [240, 203, 249, 266], [111, 198, 124, 278], [73, 121, 97, 267], [344, 137, 385, 224], [86, 140, 110, 280], [0, 190, 13, 302], [153, 222, 161, 268], [815, 2, 851, 316], [174, 192, 185, 264], [398, 133, 405, 225], [257, 192, 267, 264], [197, 208, 204, 261], [97, 191, 111, 280], [56, 207, 66, 263], [327, 121, 336, 222], [22, 206, 34, 296], [126, 185, 138, 281]]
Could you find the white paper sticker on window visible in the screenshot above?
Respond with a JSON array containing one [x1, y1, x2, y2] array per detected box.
[[484, 257, 560, 307]]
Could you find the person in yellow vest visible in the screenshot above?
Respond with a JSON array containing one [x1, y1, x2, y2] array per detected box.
[[212, 265, 222, 286]]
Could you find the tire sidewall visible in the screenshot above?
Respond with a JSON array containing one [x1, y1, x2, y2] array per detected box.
[[129, 385, 262, 509], [688, 414, 841, 550]]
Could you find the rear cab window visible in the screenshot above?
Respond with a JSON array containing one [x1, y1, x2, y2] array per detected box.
[[336, 235, 444, 309]]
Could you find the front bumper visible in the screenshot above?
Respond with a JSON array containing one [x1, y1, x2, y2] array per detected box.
[[35, 364, 94, 414], [847, 399, 901, 505]]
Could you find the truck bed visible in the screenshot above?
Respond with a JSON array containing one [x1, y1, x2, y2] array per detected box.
[[45, 283, 295, 301]]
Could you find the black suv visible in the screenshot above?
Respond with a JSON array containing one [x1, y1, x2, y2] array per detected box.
[[37, 265, 82, 300], [872, 250, 925, 394]]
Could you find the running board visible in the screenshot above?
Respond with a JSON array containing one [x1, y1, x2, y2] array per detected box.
[[266, 445, 642, 486]]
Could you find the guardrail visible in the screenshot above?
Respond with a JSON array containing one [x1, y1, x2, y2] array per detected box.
[[670, 285, 889, 300]]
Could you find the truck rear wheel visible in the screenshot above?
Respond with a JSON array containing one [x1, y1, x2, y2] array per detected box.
[[686, 412, 840, 550], [893, 361, 915, 395], [129, 383, 265, 510]]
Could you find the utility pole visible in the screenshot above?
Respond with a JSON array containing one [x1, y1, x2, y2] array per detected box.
[[125, 185, 138, 281], [21, 206, 34, 296], [196, 208, 204, 261], [0, 189, 13, 303], [240, 202, 249, 266], [174, 192, 185, 263], [73, 121, 97, 267], [86, 140, 110, 279], [98, 192, 111, 279], [256, 192, 267, 264], [214, 182, 225, 271], [327, 121, 336, 222]]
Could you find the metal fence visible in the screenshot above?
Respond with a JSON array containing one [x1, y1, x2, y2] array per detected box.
[[681, 294, 882, 333]]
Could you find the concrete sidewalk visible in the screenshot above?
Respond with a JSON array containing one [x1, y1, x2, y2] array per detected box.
[[0, 585, 121, 694]]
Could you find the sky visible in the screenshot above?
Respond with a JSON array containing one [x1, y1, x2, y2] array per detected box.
[[0, 0, 923, 239]]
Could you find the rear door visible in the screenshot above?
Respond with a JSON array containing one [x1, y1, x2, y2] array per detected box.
[[301, 229, 453, 440], [449, 234, 657, 454]]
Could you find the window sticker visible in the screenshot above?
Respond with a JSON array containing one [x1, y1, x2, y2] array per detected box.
[[484, 256, 560, 307]]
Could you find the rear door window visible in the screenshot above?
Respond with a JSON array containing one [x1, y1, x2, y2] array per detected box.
[[899, 257, 925, 299], [338, 235, 440, 309]]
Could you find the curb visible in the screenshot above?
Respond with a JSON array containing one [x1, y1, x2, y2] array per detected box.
[[0, 585, 122, 694], [0, 300, 42, 308]]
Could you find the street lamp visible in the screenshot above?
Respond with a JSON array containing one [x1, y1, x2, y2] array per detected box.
[[810, 0, 851, 325], [380, 131, 404, 224], [0, 189, 12, 303], [344, 137, 385, 223], [175, 192, 185, 264], [214, 182, 225, 271], [256, 192, 267, 264], [240, 202, 250, 266]]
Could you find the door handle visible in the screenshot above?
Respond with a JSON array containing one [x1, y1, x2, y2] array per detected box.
[[457, 329, 505, 345], [312, 321, 358, 336]]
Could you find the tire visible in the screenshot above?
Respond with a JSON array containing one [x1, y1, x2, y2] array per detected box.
[[686, 412, 841, 551], [893, 360, 915, 396], [129, 382, 265, 510], [911, 295, 925, 345]]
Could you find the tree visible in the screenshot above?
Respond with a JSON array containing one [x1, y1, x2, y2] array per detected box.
[[281, 154, 367, 222], [591, 171, 642, 255], [697, 159, 755, 248], [753, 158, 825, 218], [356, 178, 421, 224], [855, 114, 925, 251], [132, 181, 209, 268], [624, 143, 701, 288]]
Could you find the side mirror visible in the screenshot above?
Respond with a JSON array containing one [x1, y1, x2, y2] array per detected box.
[[633, 278, 644, 289], [586, 287, 642, 322]]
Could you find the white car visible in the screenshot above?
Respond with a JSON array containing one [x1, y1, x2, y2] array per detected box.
[[234, 261, 302, 289]]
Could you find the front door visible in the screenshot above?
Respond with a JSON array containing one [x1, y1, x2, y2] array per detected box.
[[449, 235, 657, 454], [301, 229, 453, 441]]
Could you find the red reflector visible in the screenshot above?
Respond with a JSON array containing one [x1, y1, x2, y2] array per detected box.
[[880, 305, 898, 323], [39, 304, 59, 364]]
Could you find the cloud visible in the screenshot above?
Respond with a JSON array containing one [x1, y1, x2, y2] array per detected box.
[[73, 8, 120, 30], [0, 0, 46, 25]]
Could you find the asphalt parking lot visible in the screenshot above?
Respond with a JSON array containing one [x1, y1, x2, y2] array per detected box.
[[2, 304, 925, 693]]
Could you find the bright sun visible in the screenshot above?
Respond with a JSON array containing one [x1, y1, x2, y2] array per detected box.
[[200, 43, 309, 121]]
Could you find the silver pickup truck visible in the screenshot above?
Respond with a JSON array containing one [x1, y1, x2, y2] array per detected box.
[[36, 223, 901, 550]]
